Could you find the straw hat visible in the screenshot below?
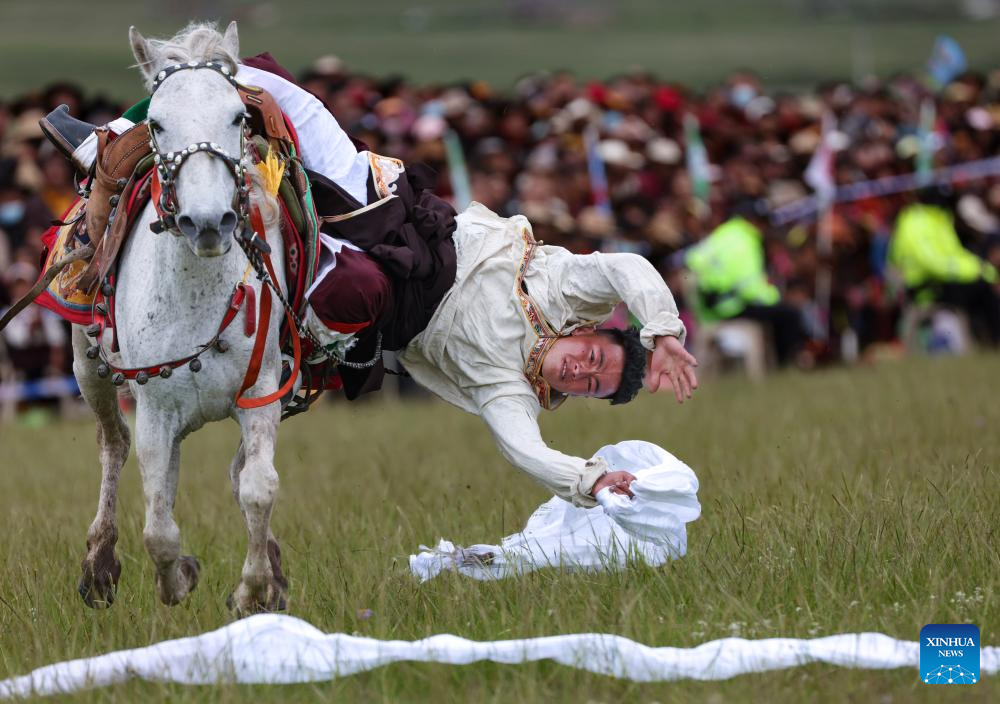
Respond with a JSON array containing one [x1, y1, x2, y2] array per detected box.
[[598, 139, 644, 169], [646, 137, 681, 165]]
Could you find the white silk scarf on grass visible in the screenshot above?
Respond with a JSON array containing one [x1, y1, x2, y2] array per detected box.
[[411, 440, 701, 581]]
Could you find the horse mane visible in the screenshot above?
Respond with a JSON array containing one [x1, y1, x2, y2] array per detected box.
[[135, 21, 239, 92]]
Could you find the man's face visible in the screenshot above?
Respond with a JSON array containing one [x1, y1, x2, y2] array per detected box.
[[540, 331, 625, 398]]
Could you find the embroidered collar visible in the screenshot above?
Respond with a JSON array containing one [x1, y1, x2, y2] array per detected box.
[[514, 228, 566, 410]]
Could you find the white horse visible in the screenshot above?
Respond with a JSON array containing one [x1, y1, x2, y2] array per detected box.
[[71, 22, 289, 615]]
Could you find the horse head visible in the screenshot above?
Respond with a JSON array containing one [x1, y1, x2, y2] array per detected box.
[[130, 22, 247, 257]]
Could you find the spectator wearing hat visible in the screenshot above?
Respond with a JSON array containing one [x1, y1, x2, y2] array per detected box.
[[0, 157, 52, 255], [1, 262, 67, 388]]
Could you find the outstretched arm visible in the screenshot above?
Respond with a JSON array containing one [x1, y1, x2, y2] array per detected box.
[[554, 250, 686, 347], [479, 395, 608, 507], [554, 250, 698, 402]]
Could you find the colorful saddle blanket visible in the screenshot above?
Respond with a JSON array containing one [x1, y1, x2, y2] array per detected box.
[[38, 197, 101, 324]]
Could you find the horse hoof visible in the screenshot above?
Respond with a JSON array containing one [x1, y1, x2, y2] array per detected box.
[[78, 551, 122, 609], [155, 555, 201, 606], [227, 577, 288, 618], [178, 555, 201, 592], [78, 579, 115, 609]]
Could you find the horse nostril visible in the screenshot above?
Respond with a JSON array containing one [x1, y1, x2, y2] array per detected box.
[[177, 214, 197, 237], [219, 210, 237, 236]]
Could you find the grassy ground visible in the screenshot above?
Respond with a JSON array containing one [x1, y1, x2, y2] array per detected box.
[[3, 1, 1000, 100], [0, 354, 998, 701]]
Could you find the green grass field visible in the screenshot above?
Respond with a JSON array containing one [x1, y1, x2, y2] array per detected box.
[[3, 1, 1000, 100], [0, 354, 997, 701]]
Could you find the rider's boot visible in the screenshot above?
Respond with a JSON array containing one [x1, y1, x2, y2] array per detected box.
[[39, 104, 99, 175]]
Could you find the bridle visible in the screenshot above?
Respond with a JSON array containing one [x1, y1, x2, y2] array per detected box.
[[146, 60, 254, 245]]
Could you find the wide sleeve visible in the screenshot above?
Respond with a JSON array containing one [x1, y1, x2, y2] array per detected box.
[[479, 395, 607, 508], [555, 251, 687, 350]]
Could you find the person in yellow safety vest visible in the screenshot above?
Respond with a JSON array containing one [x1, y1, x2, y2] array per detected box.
[[685, 202, 806, 366], [889, 187, 1000, 346]]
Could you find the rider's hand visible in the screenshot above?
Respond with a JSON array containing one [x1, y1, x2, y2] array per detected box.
[[590, 470, 636, 498], [645, 335, 699, 404]]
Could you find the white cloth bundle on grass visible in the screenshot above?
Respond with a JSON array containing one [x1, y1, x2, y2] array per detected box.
[[410, 440, 701, 581], [2, 614, 997, 697]]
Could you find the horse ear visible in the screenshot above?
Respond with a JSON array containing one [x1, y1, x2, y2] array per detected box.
[[129, 26, 160, 85], [221, 21, 240, 59]]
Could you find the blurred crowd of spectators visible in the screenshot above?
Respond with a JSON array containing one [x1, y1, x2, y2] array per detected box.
[[4, 60, 1000, 408]]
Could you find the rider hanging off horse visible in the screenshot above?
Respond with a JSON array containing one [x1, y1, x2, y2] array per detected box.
[[37, 21, 699, 512], [15, 21, 699, 615]]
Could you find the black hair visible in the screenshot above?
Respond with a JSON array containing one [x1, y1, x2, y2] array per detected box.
[[733, 197, 769, 223], [916, 184, 953, 208], [0, 157, 20, 192], [598, 327, 646, 406]]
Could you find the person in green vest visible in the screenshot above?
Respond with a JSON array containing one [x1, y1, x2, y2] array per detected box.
[[685, 201, 806, 366], [889, 186, 1000, 346]]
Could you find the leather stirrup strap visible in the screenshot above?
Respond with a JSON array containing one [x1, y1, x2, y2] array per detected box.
[[77, 166, 151, 293], [238, 84, 292, 144]]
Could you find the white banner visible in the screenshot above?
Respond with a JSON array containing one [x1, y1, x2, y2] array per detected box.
[[1, 614, 996, 697], [771, 155, 1000, 226]]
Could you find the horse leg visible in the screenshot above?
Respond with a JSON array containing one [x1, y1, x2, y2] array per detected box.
[[72, 325, 130, 608], [228, 440, 245, 505], [228, 406, 286, 616], [134, 409, 200, 605], [228, 439, 288, 605]]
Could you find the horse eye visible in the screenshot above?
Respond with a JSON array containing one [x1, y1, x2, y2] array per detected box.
[[232, 112, 248, 126], [149, 120, 163, 134]]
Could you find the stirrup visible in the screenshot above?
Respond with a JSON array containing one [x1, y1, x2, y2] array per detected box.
[[39, 104, 97, 174]]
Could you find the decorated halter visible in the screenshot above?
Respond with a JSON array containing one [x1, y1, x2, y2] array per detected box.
[[145, 60, 253, 241]]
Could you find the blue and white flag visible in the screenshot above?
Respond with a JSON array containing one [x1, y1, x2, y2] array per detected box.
[[583, 125, 612, 215], [915, 98, 938, 186], [928, 35, 967, 88], [804, 111, 837, 205]]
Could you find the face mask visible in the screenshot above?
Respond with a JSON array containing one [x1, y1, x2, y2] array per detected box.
[[729, 84, 757, 109], [0, 201, 25, 227]]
